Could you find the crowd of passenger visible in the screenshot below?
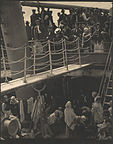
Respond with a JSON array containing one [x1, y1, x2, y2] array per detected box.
[[25, 7, 112, 52], [0, 90, 112, 140]]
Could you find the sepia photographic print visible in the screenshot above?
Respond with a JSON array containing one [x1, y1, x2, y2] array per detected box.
[[0, 1, 113, 143]]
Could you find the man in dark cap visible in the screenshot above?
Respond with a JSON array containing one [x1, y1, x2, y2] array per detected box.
[[30, 9, 38, 39], [2, 95, 11, 117], [25, 21, 32, 41], [30, 9, 38, 27], [59, 9, 67, 25], [10, 96, 20, 118]]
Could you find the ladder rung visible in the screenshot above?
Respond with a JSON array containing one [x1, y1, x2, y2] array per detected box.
[[104, 102, 110, 105], [106, 95, 112, 97], [108, 87, 112, 89]]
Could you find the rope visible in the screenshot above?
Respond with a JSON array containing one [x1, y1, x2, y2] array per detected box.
[[26, 65, 34, 71], [50, 39, 64, 44], [35, 60, 50, 66], [51, 48, 64, 53], [5, 57, 24, 65], [67, 59, 76, 62], [10, 69, 23, 73], [52, 57, 63, 62], [27, 45, 33, 49], [81, 55, 90, 58], [80, 48, 89, 50], [1, 61, 9, 65], [35, 39, 48, 43], [35, 49, 49, 55], [66, 47, 79, 52], [51, 50, 64, 55], [35, 53, 49, 60], [67, 55, 77, 59], [66, 38, 79, 44], [68, 57, 79, 62], [34, 43, 48, 49], [26, 55, 34, 60], [29, 43, 48, 53], [67, 52, 78, 55], [29, 39, 48, 43], [6, 44, 26, 50], [11, 69, 24, 76], [35, 64, 50, 71], [83, 36, 92, 43], [52, 61, 64, 66]]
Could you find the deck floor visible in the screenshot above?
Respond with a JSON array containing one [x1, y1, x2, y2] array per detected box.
[[1, 63, 91, 93]]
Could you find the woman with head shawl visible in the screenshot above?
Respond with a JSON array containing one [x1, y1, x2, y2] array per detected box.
[[64, 101, 78, 138], [92, 96, 103, 125]]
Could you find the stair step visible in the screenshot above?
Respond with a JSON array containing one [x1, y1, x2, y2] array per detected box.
[[106, 95, 112, 97], [104, 102, 110, 105]]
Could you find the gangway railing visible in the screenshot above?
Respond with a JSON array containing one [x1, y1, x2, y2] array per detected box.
[[1, 38, 81, 83], [1, 37, 111, 83]]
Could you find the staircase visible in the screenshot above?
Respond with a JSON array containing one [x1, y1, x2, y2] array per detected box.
[[98, 42, 112, 110], [103, 70, 112, 110]]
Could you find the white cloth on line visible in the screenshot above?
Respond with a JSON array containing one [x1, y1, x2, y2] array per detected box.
[[20, 100, 25, 123], [27, 97, 33, 114]]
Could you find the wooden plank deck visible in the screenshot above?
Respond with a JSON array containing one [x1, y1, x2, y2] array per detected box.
[[1, 63, 91, 93]]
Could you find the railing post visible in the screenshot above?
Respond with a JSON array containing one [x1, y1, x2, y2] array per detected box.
[[64, 39, 68, 71], [78, 38, 81, 67], [24, 44, 27, 83], [1, 44, 8, 83], [53, 38, 55, 51], [48, 40, 53, 74], [62, 39, 66, 67], [33, 45, 36, 75]]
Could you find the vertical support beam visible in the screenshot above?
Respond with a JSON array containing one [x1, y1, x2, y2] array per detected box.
[[33, 44, 36, 75], [24, 45, 27, 83], [62, 39, 66, 67], [64, 39, 68, 71], [1, 1, 36, 100], [53, 38, 55, 51], [48, 40, 52, 74], [78, 38, 81, 67]]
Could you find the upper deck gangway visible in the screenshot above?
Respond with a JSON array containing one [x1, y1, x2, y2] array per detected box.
[[1, 38, 93, 93]]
